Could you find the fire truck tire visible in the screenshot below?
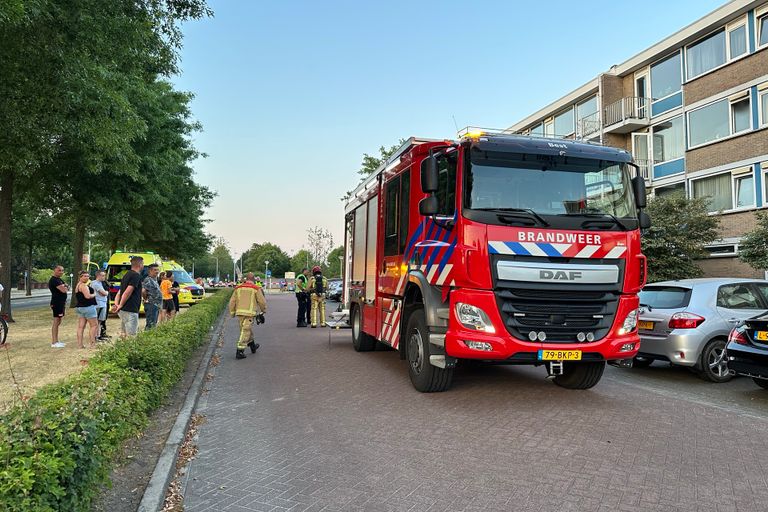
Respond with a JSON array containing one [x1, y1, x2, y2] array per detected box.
[[552, 361, 605, 389], [351, 305, 375, 352], [405, 308, 454, 393]]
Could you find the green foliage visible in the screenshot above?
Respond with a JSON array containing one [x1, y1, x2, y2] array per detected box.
[[243, 242, 291, 277], [642, 193, 720, 283], [738, 210, 768, 270], [0, 289, 232, 511], [342, 139, 406, 202], [30, 268, 53, 283], [290, 249, 312, 273], [325, 246, 344, 277]]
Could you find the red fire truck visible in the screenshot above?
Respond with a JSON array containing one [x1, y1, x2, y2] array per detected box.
[[343, 129, 650, 392]]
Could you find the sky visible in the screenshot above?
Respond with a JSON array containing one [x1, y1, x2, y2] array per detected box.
[[172, 0, 726, 258]]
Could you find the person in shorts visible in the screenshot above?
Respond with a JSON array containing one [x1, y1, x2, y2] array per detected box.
[[91, 270, 110, 340], [48, 265, 69, 348], [112, 256, 144, 337], [160, 271, 175, 321], [74, 271, 99, 348]]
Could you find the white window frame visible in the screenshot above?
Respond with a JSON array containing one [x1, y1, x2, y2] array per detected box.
[[684, 15, 750, 82], [651, 115, 685, 165], [554, 107, 575, 137], [544, 117, 555, 137], [649, 51, 683, 103], [704, 243, 739, 258], [759, 83, 768, 127], [690, 167, 755, 213], [757, 4, 768, 50], [726, 19, 749, 59], [686, 92, 752, 149], [762, 161, 768, 206]]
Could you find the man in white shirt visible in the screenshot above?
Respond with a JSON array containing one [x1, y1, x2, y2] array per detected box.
[[91, 270, 110, 340]]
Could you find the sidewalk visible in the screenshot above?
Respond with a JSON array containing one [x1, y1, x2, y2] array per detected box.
[[8, 288, 51, 300]]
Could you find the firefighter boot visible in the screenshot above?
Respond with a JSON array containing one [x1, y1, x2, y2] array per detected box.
[[236, 349, 246, 359], [248, 340, 260, 353]]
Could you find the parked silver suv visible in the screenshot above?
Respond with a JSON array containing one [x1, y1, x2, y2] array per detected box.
[[636, 278, 768, 382]]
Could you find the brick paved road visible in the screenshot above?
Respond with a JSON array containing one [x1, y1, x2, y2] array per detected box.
[[182, 294, 768, 512]]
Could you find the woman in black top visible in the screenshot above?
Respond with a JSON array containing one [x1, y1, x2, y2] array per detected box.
[[75, 271, 99, 349]]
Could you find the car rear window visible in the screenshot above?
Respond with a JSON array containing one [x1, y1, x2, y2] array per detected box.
[[639, 286, 692, 309]]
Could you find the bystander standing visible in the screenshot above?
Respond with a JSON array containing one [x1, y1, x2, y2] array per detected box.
[[160, 271, 175, 321], [48, 265, 68, 348], [91, 270, 110, 340], [74, 271, 98, 349], [112, 256, 144, 337], [142, 264, 162, 330]]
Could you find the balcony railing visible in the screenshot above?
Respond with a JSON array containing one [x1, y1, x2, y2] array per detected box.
[[633, 158, 653, 180], [603, 97, 651, 132], [577, 111, 600, 138]]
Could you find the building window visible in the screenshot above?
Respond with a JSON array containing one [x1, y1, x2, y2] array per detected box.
[[705, 244, 738, 257], [687, 94, 751, 148], [652, 117, 684, 163], [651, 53, 682, 99], [530, 123, 543, 136], [760, 89, 768, 127], [691, 168, 754, 212], [759, 12, 768, 47], [686, 30, 726, 79], [655, 182, 685, 198], [692, 173, 732, 212], [728, 24, 747, 58], [554, 107, 575, 136], [576, 96, 599, 136]]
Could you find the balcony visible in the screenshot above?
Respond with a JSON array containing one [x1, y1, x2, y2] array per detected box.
[[633, 159, 653, 181], [576, 111, 601, 139], [603, 97, 651, 134]]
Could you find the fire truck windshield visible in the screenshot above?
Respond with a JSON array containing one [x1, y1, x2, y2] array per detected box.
[[464, 152, 637, 226]]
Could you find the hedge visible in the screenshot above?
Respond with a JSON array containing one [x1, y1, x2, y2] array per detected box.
[[0, 289, 232, 512]]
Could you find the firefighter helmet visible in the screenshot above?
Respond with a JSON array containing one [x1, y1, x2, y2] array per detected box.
[[312, 265, 322, 274]]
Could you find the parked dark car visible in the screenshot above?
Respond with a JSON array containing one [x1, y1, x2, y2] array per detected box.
[[727, 313, 768, 389], [327, 278, 342, 302]]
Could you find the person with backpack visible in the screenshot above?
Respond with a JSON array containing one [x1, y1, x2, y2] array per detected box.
[[307, 265, 328, 328], [228, 272, 267, 359]]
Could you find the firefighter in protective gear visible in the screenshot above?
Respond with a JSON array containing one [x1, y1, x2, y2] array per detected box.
[[295, 267, 310, 328], [228, 272, 267, 359], [308, 265, 328, 328]]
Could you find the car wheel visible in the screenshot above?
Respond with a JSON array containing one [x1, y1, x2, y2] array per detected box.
[[697, 338, 732, 383], [752, 377, 768, 390], [632, 356, 654, 368]]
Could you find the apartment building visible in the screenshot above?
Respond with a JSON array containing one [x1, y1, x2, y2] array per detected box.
[[507, 0, 768, 278]]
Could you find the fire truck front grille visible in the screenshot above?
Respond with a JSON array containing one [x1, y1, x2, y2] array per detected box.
[[495, 287, 620, 343]]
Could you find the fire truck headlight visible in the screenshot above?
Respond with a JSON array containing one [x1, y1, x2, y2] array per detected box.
[[455, 303, 496, 334], [618, 308, 639, 335]]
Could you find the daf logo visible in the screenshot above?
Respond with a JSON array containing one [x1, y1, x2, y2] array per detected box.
[[540, 270, 583, 281]]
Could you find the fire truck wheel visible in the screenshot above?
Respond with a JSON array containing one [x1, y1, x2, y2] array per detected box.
[[351, 305, 375, 352], [405, 308, 454, 393], [552, 361, 606, 390]]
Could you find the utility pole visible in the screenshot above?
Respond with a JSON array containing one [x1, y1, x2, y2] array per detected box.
[[215, 257, 219, 282]]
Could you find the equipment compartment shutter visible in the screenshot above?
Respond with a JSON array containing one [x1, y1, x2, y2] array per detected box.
[[352, 204, 367, 284], [365, 195, 378, 300]]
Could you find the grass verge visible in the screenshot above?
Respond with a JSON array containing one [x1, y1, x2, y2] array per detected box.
[[0, 289, 232, 512]]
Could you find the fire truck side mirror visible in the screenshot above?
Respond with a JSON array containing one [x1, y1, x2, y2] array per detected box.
[[631, 176, 647, 209], [419, 196, 439, 216], [421, 156, 439, 193], [639, 211, 651, 230]]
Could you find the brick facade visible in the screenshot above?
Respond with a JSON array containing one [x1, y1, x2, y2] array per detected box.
[[697, 256, 763, 278], [683, 48, 768, 105], [686, 129, 768, 172], [718, 210, 759, 238]]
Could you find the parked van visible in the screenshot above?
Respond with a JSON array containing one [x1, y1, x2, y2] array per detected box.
[[162, 260, 205, 305], [105, 251, 163, 311]]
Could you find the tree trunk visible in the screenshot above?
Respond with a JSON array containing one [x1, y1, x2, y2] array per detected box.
[[26, 242, 33, 296], [0, 172, 15, 322], [69, 215, 86, 308]]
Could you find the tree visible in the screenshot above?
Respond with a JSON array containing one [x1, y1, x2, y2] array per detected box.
[[306, 227, 334, 269], [290, 250, 312, 273], [738, 211, 768, 270], [642, 193, 720, 283], [325, 246, 344, 278], [342, 139, 405, 201], [243, 243, 291, 278]]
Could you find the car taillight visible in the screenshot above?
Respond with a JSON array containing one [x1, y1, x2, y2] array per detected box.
[[668, 312, 705, 329], [728, 326, 749, 345]]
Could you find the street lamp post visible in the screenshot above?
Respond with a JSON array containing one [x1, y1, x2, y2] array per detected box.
[[215, 257, 219, 282], [265, 260, 269, 292]]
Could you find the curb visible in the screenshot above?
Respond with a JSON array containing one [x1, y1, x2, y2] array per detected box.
[[137, 308, 229, 512]]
